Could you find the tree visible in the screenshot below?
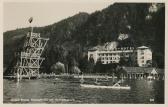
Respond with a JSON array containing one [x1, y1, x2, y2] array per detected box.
[[50, 62, 66, 74], [94, 58, 103, 73], [71, 66, 81, 75], [119, 57, 127, 66], [79, 55, 90, 73], [146, 60, 152, 67], [115, 66, 127, 80], [108, 63, 118, 74], [67, 51, 77, 74], [88, 55, 95, 74]]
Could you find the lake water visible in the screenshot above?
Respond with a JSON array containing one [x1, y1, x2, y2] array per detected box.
[[3, 78, 164, 104]]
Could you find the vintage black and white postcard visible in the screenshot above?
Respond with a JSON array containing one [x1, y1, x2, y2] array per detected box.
[[1, 0, 167, 106]]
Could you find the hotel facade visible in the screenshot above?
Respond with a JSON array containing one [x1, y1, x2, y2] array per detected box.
[[88, 42, 152, 67]]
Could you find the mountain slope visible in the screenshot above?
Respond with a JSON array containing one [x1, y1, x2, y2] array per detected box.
[[3, 12, 89, 70], [72, 3, 165, 67]]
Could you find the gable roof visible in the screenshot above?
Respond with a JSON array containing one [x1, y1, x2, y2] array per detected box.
[[151, 68, 158, 74]]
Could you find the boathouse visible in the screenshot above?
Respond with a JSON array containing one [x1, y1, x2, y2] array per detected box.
[[123, 67, 164, 79]]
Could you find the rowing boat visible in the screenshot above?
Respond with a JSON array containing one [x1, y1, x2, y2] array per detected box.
[[80, 84, 130, 89]]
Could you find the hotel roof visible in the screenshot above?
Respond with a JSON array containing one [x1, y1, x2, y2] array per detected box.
[[88, 45, 105, 51], [137, 46, 149, 49]]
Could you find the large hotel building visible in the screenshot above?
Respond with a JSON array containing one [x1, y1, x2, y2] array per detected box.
[[88, 42, 152, 67]]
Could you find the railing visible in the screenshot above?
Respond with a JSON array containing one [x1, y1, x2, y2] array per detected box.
[[27, 32, 40, 38], [21, 52, 30, 57], [21, 52, 41, 58], [102, 47, 135, 51]]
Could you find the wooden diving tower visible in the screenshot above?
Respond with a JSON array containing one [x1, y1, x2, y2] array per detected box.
[[14, 31, 49, 79]]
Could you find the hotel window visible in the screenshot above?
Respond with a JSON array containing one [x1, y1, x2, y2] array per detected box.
[[141, 56, 144, 59], [142, 60, 144, 63], [141, 50, 144, 55]]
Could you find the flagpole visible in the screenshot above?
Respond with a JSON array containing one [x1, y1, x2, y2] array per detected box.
[[28, 17, 33, 35], [31, 26, 33, 34]]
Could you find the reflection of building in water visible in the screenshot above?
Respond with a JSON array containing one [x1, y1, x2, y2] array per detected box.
[[88, 41, 152, 67]]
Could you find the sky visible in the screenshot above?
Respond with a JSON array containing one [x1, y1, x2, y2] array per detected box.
[[3, 1, 113, 32]]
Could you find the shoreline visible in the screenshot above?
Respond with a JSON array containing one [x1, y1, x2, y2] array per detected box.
[[3, 73, 163, 80]]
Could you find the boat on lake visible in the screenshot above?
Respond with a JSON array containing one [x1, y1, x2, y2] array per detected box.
[[80, 84, 130, 89], [80, 76, 131, 90]]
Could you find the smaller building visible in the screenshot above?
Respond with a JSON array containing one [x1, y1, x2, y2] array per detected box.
[[123, 67, 164, 80]]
